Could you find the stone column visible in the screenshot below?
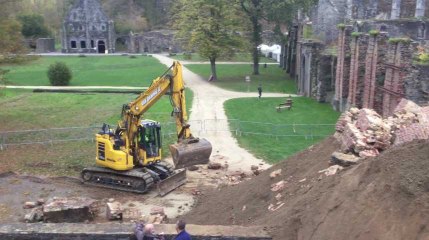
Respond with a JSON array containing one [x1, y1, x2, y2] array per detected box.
[[348, 35, 360, 107], [108, 20, 115, 53], [362, 34, 379, 109], [416, 0, 426, 18], [334, 25, 352, 111], [382, 41, 413, 116], [61, 21, 68, 53], [391, 0, 401, 19]]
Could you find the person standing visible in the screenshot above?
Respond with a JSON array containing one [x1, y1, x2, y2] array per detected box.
[[258, 84, 262, 99], [174, 219, 191, 240]]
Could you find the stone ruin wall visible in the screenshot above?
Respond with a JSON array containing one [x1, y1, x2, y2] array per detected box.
[[282, 0, 429, 117], [334, 26, 426, 117], [127, 31, 182, 54]]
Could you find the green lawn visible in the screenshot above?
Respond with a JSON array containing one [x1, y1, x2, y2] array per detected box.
[[171, 53, 277, 63], [0, 88, 193, 175], [0, 88, 192, 130], [1, 55, 167, 86], [186, 64, 296, 93], [224, 97, 340, 163]]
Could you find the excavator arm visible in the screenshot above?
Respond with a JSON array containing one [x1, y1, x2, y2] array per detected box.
[[115, 61, 211, 168]]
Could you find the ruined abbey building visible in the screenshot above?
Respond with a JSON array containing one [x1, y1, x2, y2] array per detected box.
[[61, 0, 115, 54], [282, 0, 429, 117]]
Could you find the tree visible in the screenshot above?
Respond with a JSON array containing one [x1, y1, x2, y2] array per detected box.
[[48, 62, 72, 86], [173, 0, 244, 81], [17, 14, 50, 38], [0, 20, 25, 55], [240, 0, 317, 75]]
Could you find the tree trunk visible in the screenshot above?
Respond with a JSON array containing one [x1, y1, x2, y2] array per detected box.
[[209, 58, 217, 81], [251, 13, 261, 75]]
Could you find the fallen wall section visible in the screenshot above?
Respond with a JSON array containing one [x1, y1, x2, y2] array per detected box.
[[0, 223, 272, 240]]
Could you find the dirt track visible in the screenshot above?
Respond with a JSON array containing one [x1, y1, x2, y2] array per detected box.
[[153, 54, 295, 172], [183, 138, 429, 240]]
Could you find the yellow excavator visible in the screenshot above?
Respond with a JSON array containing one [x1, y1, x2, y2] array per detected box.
[[81, 61, 212, 196]]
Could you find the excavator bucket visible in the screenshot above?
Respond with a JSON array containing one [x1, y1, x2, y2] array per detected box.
[[169, 138, 212, 169], [157, 169, 187, 197]]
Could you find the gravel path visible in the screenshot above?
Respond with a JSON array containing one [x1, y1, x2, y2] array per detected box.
[[154, 54, 297, 172]]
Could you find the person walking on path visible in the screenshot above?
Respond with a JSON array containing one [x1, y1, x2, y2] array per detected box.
[[174, 220, 192, 240], [258, 84, 262, 99]]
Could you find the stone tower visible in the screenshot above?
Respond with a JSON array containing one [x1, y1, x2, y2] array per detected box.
[[61, 0, 115, 53]]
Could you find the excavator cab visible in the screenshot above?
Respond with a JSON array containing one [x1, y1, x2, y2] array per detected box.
[[138, 120, 162, 161]]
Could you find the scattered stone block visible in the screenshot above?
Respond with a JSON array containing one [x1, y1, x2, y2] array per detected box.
[[359, 149, 379, 158], [268, 202, 285, 212], [318, 165, 344, 176], [187, 166, 199, 171], [298, 178, 307, 183], [43, 197, 97, 223], [106, 202, 123, 221], [147, 214, 166, 224], [252, 169, 260, 176], [36, 199, 45, 206], [331, 151, 360, 166], [24, 207, 43, 223], [271, 180, 286, 192], [150, 206, 164, 216], [23, 202, 37, 209], [251, 165, 259, 171], [269, 169, 282, 179], [207, 162, 222, 170], [122, 208, 142, 219]]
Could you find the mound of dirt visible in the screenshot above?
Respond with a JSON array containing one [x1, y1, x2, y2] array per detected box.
[[184, 137, 429, 240]]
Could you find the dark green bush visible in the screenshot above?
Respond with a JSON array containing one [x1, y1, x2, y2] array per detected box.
[[47, 62, 72, 86]]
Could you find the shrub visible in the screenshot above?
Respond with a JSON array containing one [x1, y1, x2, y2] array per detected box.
[[47, 62, 72, 86], [419, 53, 429, 63]]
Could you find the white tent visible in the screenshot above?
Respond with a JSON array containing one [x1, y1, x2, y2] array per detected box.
[[258, 44, 281, 62]]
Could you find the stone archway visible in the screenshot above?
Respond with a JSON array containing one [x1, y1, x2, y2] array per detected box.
[[98, 40, 106, 54]]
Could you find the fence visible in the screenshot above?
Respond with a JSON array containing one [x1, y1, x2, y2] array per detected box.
[[0, 120, 335, 150]]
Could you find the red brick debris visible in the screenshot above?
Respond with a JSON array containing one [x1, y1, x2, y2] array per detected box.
[[335, 99, 429, 158]]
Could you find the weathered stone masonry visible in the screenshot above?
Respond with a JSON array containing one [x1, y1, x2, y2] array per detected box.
[[61, 0, 115, 54], [283, 0, 429, 117]]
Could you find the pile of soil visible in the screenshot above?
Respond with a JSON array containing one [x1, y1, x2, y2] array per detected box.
[[184, 137, 429, 240]]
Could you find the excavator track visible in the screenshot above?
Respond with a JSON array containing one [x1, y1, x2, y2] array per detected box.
[[81, 166, 154, 194]]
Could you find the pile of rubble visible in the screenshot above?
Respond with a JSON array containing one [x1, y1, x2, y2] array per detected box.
[[334, 99, 429, 165]]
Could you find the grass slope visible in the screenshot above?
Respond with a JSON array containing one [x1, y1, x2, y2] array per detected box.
[[1, 56, 166, 87], [224, 97, 340, 163], [186, 64, 296, 93]]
